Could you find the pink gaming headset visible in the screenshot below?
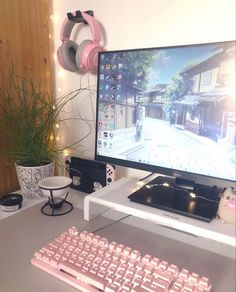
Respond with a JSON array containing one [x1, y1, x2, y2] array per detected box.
[[57, 12, 104, 73]]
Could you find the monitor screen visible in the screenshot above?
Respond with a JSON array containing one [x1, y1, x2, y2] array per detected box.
[[95, 41, 236, 189]]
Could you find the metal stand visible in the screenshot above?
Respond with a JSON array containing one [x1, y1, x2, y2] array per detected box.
[[41, 187, 73, 216]]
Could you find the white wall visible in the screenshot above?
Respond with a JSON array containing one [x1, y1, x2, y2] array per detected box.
[[51, 0, 235, 178]]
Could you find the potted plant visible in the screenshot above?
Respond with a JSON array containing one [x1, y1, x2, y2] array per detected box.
[[0, 72, 85, 199]]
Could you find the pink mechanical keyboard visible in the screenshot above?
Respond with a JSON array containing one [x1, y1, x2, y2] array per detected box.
[[31, 226, 212, 292]]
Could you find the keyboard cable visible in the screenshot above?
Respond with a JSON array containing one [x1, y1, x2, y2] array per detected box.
[[91, 214, 132, 234]]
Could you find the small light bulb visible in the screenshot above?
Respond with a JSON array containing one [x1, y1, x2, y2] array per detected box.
[[63, 149, 70, 157], [163, 182, 169, 187], [190, 192, 196, 199], [136, 181, 146, 188], [58, 69, 65, 79], [55, 123, 60, 129], [56, 137, 59, 141], [50, 14, 59, 24]]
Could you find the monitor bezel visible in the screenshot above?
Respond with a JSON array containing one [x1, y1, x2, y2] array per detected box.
[[95, 40, 236, 189]]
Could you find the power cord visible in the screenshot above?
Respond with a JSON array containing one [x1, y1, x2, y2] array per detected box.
[[138, 172, 154, 181], [91, 214, 131, 234], [90, 173, 154, 234], [90, 173, 153, 234]]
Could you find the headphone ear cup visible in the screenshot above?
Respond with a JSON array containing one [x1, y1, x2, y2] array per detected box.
[[57, 40, 79, 72], [75, 40, 92, 72], [76, 40, 104, 72]]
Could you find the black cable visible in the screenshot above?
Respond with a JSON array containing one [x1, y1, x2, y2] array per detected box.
[[91, 214, 131, 234], [138, 172, 154, 181]]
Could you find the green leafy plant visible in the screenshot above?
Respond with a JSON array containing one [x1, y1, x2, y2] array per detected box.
[[0, 72, 89, 167]]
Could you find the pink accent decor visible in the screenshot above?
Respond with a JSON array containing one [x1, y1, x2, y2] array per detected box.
[[81, 12, 102, 44], [225, 200, 236, 210], [31, 226, 212, 291]]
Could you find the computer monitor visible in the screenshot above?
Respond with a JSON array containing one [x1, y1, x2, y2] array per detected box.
[[95, 40, 236, 190]]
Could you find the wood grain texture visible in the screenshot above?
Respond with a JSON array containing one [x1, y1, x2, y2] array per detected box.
[[0, 0, 53, 196]]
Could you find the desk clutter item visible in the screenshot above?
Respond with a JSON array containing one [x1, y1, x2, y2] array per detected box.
[[66, 156, 115, 194], [31, 226, 212, 291], [218, 187, 236, 224], [38, 176, 73, 216], [0, 193, 23, 212]]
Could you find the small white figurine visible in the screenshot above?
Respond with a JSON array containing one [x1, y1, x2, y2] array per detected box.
[[218, 187, 236, 224]]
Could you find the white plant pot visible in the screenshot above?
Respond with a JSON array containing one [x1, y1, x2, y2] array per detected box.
[[38, 176, 72, 198], [15, 162, 54, 199]]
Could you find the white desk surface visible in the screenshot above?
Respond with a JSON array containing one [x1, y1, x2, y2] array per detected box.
[[0, 193, 235, 292]]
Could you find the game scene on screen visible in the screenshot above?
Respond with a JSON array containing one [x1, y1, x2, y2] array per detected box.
[[96, 42, 236, 182]]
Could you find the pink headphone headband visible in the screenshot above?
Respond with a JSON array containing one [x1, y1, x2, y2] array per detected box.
[[60, 11, 102, 44]]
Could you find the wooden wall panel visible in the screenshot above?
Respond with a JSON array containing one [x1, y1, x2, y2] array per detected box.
[[0, 0, 53, 196]]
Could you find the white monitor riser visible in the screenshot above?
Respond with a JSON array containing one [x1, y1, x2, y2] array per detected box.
[[84, 176, 236, 248]]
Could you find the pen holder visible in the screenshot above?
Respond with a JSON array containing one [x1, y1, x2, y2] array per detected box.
[[38, 176, 73, 216]]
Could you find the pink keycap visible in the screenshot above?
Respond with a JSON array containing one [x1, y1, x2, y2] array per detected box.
[[31, 227, 213, 292]]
